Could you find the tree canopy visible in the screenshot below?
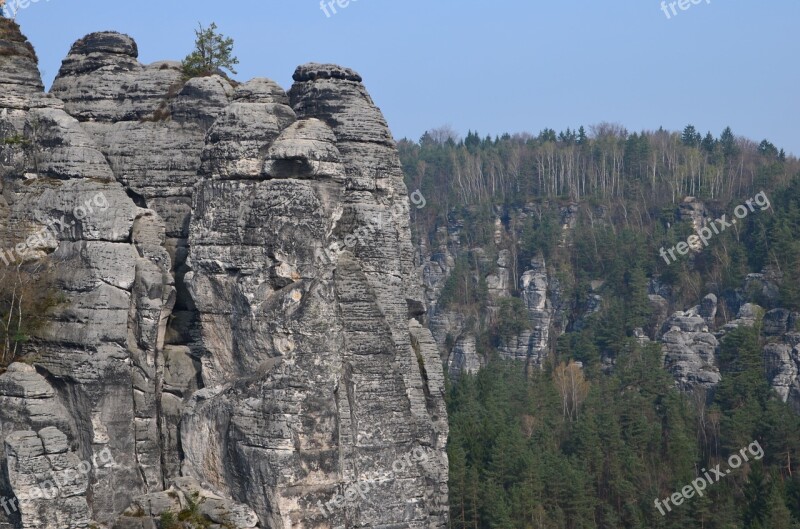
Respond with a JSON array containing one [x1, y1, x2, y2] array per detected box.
[[181, 22, 239, 78]]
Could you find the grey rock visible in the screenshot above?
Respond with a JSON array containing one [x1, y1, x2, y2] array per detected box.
[[764, 341, 800, 412], [263, 118, 345, 180], [633, 328, 650, 344], [4, 428, 91, 529], [201, 102, 296, 179], [678, 196, 707, 235], [700, 293, 718, 328], [179, 61, 448, 527], [1, 26, 449, 529], [745, 270, 782, 305], [661, 307, 721, 390], [497, 256, 553, 369], [170, 75, 234, 129], [662, 328, 721, 390], [233, 77, 290, 105], [123, 477, 258, 529], [447, 335, 482, 380], [290, 63, 393, 151], [763, 308, 796, 336], [0, 19, 44, 108], [50, 32, 141, 122], [21, 107, 115, 181], [722, 303, 762, 332]]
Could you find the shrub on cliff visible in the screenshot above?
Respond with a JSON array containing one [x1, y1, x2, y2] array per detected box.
[[181, 22, 239, 79], [0, 262, 64, 370]]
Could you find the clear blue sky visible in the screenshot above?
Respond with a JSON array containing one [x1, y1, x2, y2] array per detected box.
[[12, 0, 800, 154]]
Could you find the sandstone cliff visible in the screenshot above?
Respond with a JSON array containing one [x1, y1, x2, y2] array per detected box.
[[415, 195, 800, 412], [0, 20, 447, 529]]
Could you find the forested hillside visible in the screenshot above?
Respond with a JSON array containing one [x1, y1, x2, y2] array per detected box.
[[402, 125, 800, 313], [401, 125, 800, 528]]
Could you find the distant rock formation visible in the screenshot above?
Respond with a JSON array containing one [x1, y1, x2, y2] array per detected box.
[[661, 294, 721, 391], [415, 190, 800, 413], [419, 209, 563, 379]]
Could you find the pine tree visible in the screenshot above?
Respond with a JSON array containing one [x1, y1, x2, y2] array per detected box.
[[758, 139, 779, 157], [625, 265, 651, 331], [181, 22, 239, 78], [762, 483, 795, 529], [577, 126, 588, 145], [701, 131, 716, 152], [720, 126, 739, 157], [681, 125, 701, 147]]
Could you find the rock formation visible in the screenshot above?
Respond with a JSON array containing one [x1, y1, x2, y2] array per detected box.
[[413, 189, 800, 410], [0, 19, 447, 529], [497, 256, 553, 368], [660, 295, 721, 391], [418, 210, 561, 379]]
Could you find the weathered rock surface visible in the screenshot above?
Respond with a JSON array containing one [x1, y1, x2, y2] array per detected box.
[[760, 309, 800, 411], [200, 100, 296, 179], [116, 477, 258, 529], [0, 19, 44, 109], [50, 31, 235, 365], [4, 427, 92, 529], [419, 215, 558, 377], [180, 62, 448, 528], [659, 295, 722, 390], [262, 118, 345, 180], [497, 256, 553, 369], [1, 24, 447, 529]]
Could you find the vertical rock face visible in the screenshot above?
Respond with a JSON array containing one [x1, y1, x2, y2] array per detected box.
[[0, 19, 43, 107], [660, 294, 722, 391], [762, 309, 800, 412], [5, 426, 92, 529], [659, 296, 800, 410], [0, 21, 163, 529], [418, 214, 558, 378], [49, 31, 235, 362], [497, 256, 553, 369], [0, 24, 447, 529], [182, 63, 447, 528]]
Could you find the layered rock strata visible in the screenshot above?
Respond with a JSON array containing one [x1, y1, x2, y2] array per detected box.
[[0, 20, 447, 529]]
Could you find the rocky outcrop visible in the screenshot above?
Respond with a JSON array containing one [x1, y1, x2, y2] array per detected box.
[[181, 63, 447, 528], [0, 19, 44, 108], [0, 23, 170, 528], [115, 477, 258, 529], [447, 335, 481, 379], [0, 24, 447, 529], [658, 295, 800, 409], [761, 309, 800, 412], [661, 328, 721, 391], [497, 256, 553, 369], [418, 212, 559, 377], [4, 426, 93, 529], [660, 295, 721, 390], [50, 31, 235, 360]]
